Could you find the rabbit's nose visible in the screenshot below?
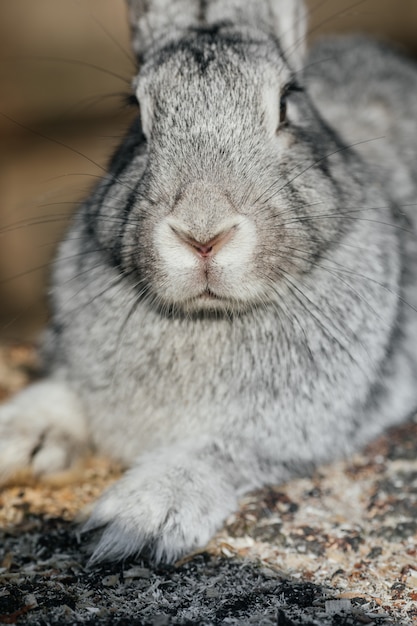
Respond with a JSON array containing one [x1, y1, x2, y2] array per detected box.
[[171, 226, 237, 259]]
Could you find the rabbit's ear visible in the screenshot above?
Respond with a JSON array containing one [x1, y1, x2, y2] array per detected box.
[[127, 0, 307, 69], [126, 0, 200, 57], [206, 0, 307, 69]]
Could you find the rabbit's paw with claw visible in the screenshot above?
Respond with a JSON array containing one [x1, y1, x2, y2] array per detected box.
[[84, 445, 238, 564]]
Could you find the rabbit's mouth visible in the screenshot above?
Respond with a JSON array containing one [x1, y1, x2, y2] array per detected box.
[[192, 288, 250, 314], [199, 289, 221, 301]]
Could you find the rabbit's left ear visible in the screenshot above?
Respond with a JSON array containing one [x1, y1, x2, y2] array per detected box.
[[126, 0, 200, 57], [206, 0, 308, 70]]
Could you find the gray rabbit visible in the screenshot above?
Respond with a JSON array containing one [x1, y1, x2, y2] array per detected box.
[[1, 0, 417, 564]]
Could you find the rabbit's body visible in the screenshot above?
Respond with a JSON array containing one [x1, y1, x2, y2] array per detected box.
[[307, 37, 417, 212], [1, 1, 417, 563]]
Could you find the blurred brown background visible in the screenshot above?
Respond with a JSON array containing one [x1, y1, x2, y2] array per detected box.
[[0, 0, 416, 338]]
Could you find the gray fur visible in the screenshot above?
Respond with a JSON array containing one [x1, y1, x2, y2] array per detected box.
[[1, 1, 417, 564]]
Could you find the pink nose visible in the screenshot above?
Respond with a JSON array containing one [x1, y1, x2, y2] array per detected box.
[[190, 240, 215, 258], [172, 226, 236, 259]]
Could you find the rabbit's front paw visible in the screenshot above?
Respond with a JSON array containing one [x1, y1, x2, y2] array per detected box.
[[85, 448, 238, 564], [0, 381, 88, 482]]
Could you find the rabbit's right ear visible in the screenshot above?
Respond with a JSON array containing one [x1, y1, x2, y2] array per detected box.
[[206, 0, 307, 70], [126, 0, 200, 57]]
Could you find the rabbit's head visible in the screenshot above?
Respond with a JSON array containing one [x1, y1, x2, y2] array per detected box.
[[103, 0, 361, 315]]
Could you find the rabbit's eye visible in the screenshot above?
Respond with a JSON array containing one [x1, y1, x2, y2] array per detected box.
[[126, 92, 140, 108], [278, 80, 304, 130], [279, 96, 288, 125]]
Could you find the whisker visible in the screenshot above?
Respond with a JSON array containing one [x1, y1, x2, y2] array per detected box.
[[276, 268, 377, 381], [284, 0, 371, 66], [0, 114, 144, 206], [56, 269, 139, 321], [258, 271, 315, 364], [277, 244, 390, 329], [281, 214, 414, 236], [255, 136, 385, 207], [0, 205, 147, 236], [1, 113, 115, 177], [3, 55, 131, 84], [0, 247, 111, 287], [55, 91, 134, 122], [110, 279, 152, 392], [71, 0, 138, 68]]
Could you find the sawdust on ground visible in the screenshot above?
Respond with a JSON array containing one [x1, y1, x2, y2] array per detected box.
[[0, 343, 416, 625]]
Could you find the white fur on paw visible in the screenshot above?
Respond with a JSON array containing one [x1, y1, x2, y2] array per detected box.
[[0, 380, 88, 482], [84, 450, 237, 564]]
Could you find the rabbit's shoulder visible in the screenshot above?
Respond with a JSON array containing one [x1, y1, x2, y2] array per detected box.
[[305, 36, 417, 120], [305, 36, 417, 207]]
